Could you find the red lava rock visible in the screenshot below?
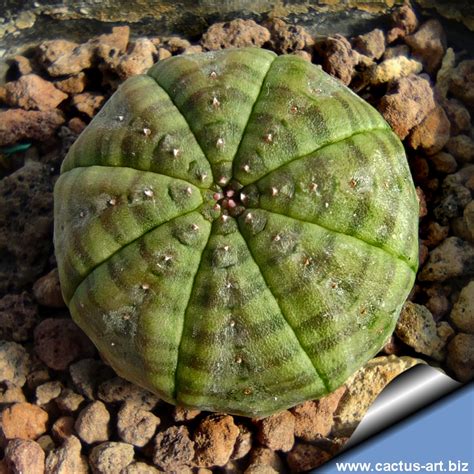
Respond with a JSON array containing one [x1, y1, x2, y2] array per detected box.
[[378, 74, 435, 140], [3, 74, 67, 111], [4, 439, 45, 474], [442, 98, 471, 135], [75, 401, 110, 444], [256, 410, 295, 452], [71, 92, 106, 119], [405, 19, 446, 75], [352, 28, 385, 60], [201, 19, 270, 50], [54, 72, 87, 94], [407, 105, 451, 155], [387, 4, 419, 43], [116, 39, 157, 79], [52, 416, 75, 442], [429, 152, 457, 174], [449, 60, 474, 107], [45, 435, 89, 474], [33, 268, 65, 308], [264, 18, 314, 54], [0, 340, 31, 387], [0, 292, 38, 342], [445, 135, 474, 164], [314, 34, 357, 85], [0, 402, 48, 447], [194, 415, 240, 467], [447, 333, 474, 382], [34, 318, 96, 371], [153, 425, 195, 471], [117, 401, 160, 447], [0, 108, 64, 146], [286, 443, 332, 473], [89, 442, 135, 474]]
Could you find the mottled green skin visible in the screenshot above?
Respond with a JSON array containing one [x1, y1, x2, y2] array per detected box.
[[54, 48, 418, 417]]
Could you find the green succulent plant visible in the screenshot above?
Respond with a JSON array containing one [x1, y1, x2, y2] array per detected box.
[[54, 48, 418, 417]]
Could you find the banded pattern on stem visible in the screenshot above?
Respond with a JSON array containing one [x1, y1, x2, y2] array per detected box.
[[55, 48, 418, 417]]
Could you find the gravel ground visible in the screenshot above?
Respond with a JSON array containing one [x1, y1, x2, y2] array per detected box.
[[0, 4, 473, 473]]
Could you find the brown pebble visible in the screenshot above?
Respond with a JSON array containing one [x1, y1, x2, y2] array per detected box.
[[153, 425, 195, 471], [75, 401, 110, 444], [34, 318, 96, 371], [447, 333, 474, 382], [248, 446, 285, 472], [54, 72, 87, 94], [0, 292, 38, 342], [314, 34, 357, 86], [55, 388, 85, 413], [71, 92, 106, 119], [231, 424, 253, 460], [33, 268, 65, 308], [445, 135, 474, 164], [405, 19, 446, 74], [45, 435, 88, 474], [0, 402, 48, 447], [172, 405, 201, 422], [256, 411, 295, 452], [264, 18, 314, 54], [286, 443, 332, 473], [0, 382, 26, 404], [89, 441, 134, 474], [52, 416, 75, 442], [407, 105, 450, 155], [352, 28, 385, 60], [117, 401, 160, 447], [378, 74, 435, 140], [0, 340, 31, 387], [201, 19, 270, 51], [429, 152, 457, 174], [194, 415, 240, 467], [4, 439, 45, 474], [0, 108, 64, 147], [35, 380, 63, 405], [3, 74, 68, 111]]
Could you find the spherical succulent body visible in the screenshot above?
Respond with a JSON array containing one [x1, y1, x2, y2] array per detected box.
[[54, 48, 418, 417]]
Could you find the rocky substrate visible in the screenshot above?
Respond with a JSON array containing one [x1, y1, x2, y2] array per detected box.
[[0, 4, 473, 473]]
